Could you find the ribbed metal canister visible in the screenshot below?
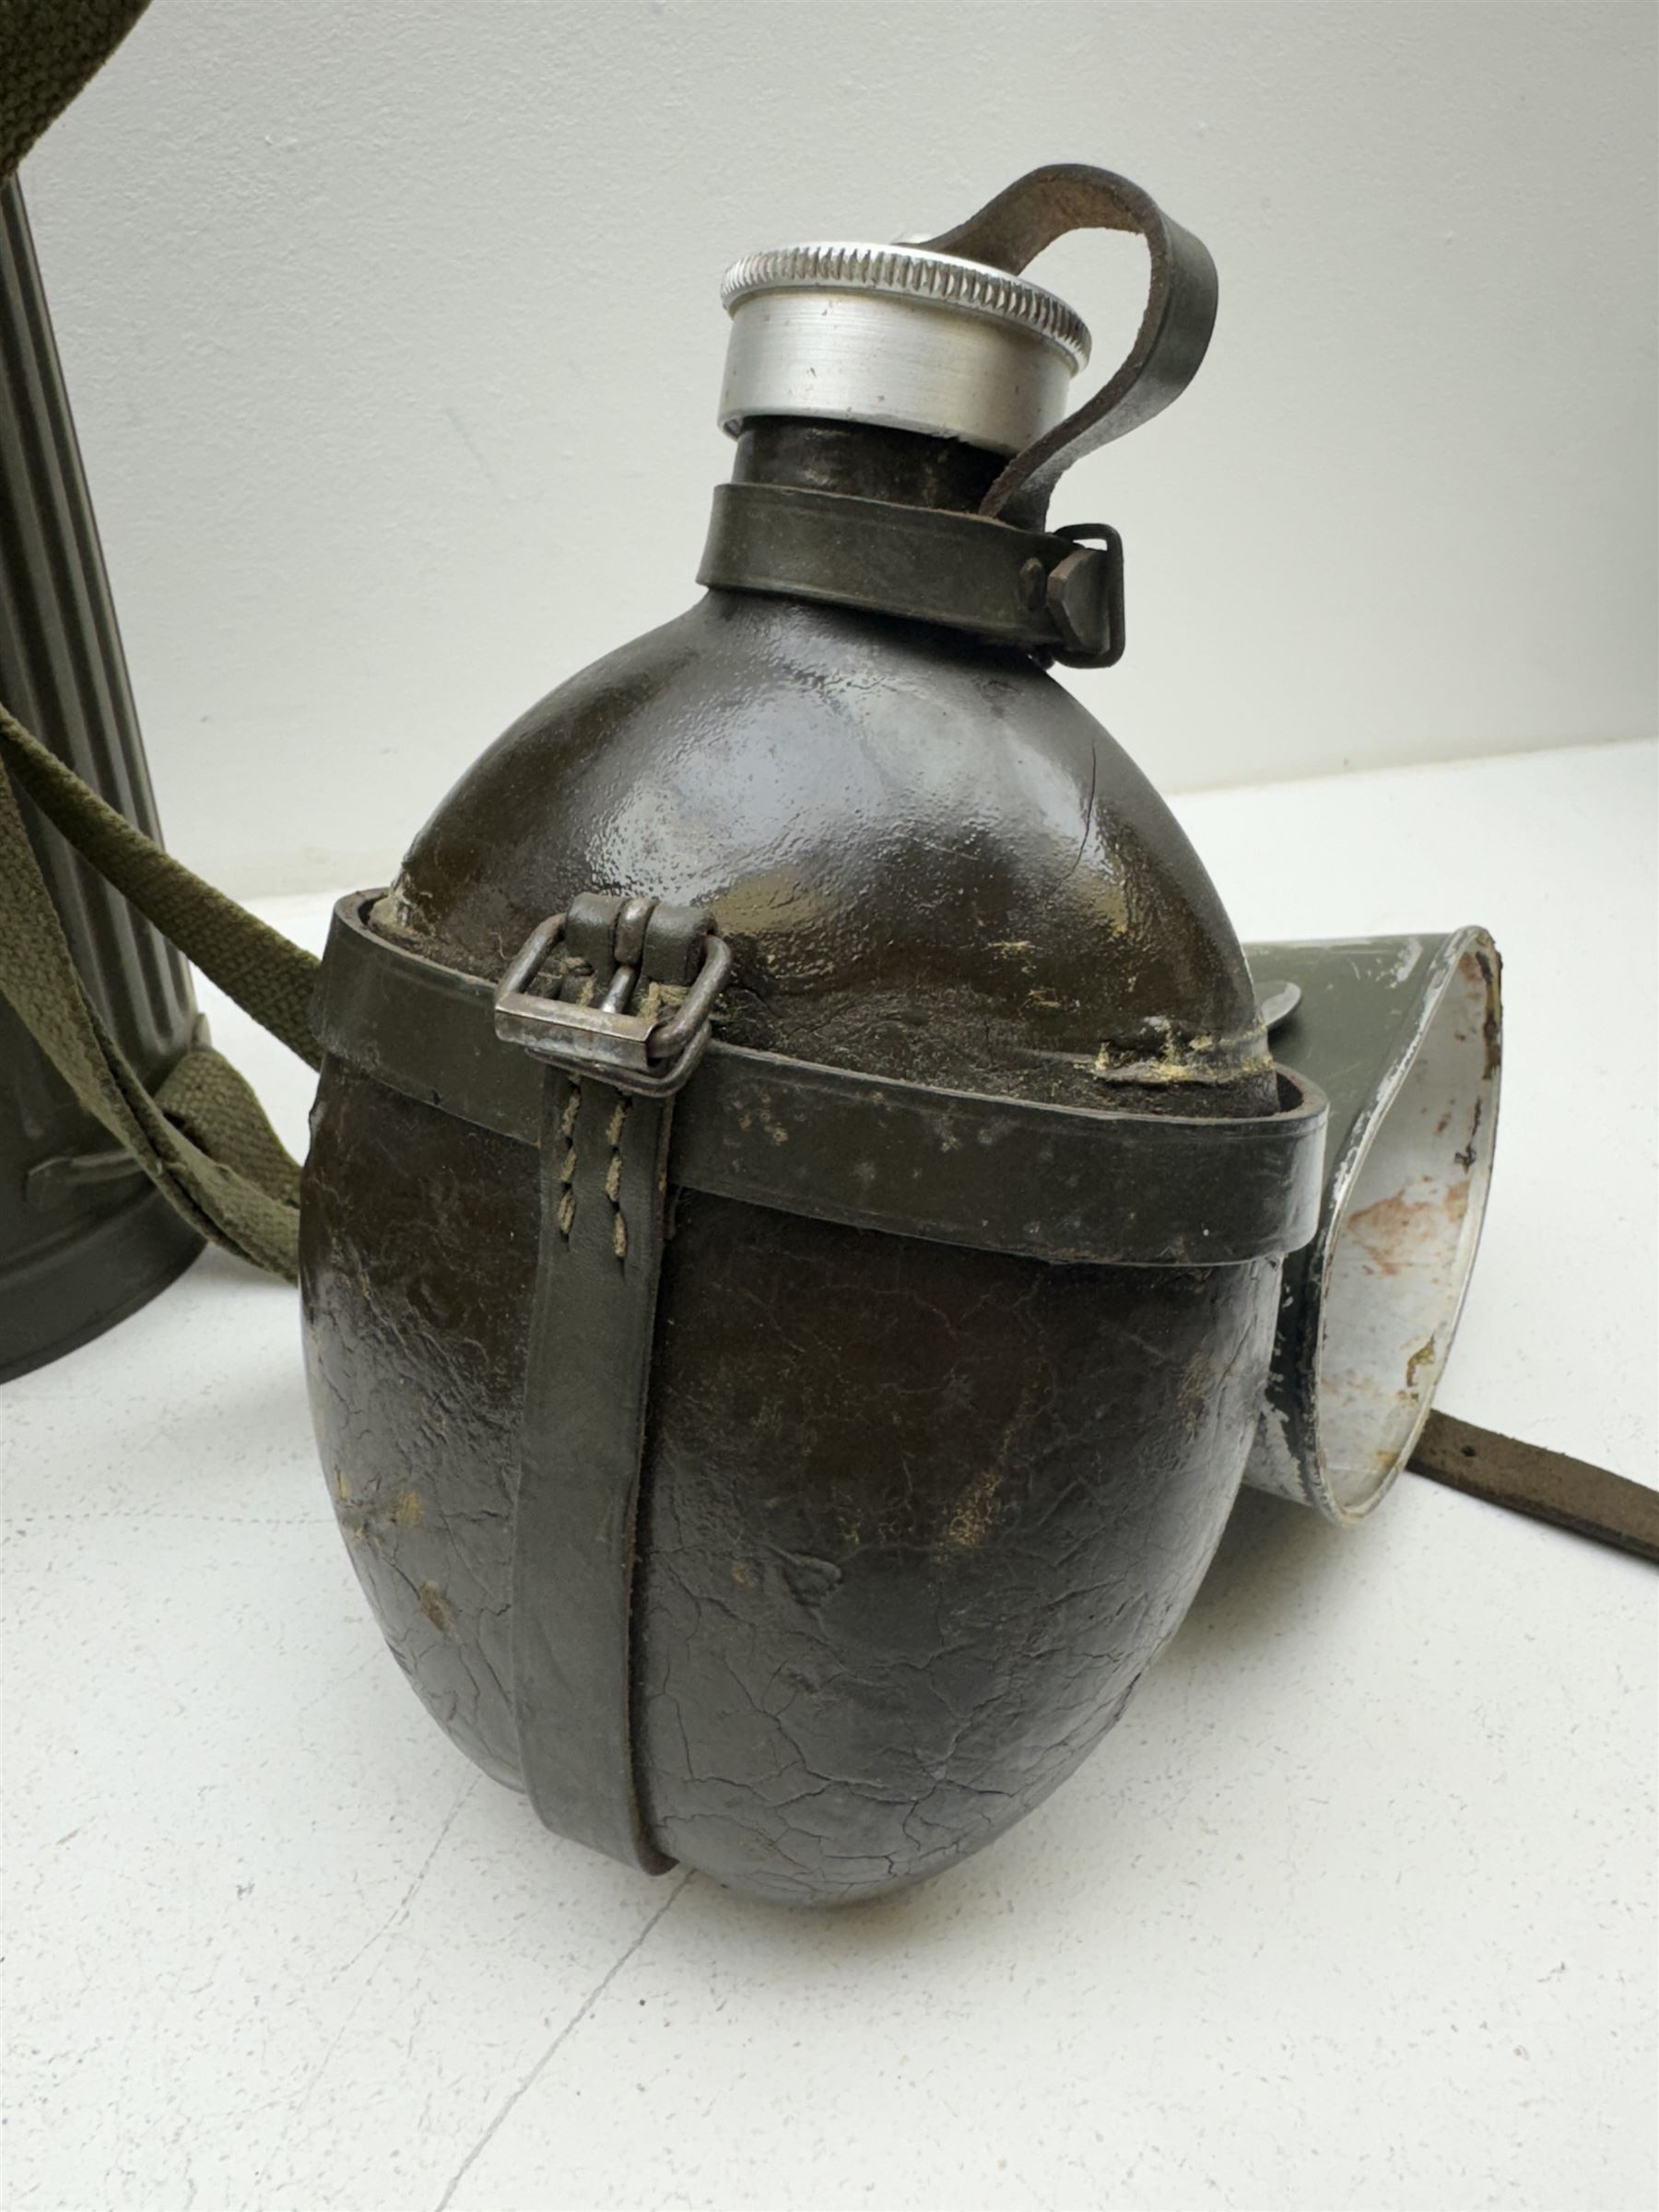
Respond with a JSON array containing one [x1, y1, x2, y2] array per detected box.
[[0, 178, 201, 1382]]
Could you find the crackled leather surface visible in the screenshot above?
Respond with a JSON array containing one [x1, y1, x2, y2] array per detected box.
[[301, 1065, 532, 1790], [301, 575, 1282, 1901], [637, 1196, 1275, 1901], [301, 1061, 1274, 1900]]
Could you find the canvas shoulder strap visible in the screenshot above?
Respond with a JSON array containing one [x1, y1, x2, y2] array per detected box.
[[0, 0, 153, 181], [0, 700, 312, 1277]]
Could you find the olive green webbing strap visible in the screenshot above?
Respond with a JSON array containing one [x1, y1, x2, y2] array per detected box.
[[1, 700, 315, 1278], [0, 0, 152, 181]]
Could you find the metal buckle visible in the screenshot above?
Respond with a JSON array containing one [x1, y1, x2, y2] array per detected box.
[[493, 900, 732, 1097], [1045, 522, 1124, 669]]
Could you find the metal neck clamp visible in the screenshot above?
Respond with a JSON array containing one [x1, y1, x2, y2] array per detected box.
[[700, 160, 1222, 665], [698, 483, 1125, 666]]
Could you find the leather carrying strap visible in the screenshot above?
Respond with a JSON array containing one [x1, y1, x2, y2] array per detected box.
[[313, 892, 1329, 1271], [506, 895, 712, 1873], [1410, 1411, 1659, 1565], [514, 1065, 677, 1871]]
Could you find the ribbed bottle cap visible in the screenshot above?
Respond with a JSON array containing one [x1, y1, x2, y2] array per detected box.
[[718, 241, 1091, 456]]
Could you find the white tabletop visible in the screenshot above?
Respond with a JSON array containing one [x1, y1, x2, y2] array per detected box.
[[5, 739, 1654, 2212]]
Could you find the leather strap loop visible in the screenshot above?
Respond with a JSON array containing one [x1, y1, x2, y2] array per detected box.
[[920, 164, 1218, 528]]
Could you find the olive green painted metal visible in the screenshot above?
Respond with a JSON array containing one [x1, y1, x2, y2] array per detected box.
[[0, 178, 201, 1383], [1243, 931, 1502, 1524]]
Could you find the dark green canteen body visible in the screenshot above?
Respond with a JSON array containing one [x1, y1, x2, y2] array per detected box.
[[300, 165, 1320, 1903], [301, 587, 1284, 1903]]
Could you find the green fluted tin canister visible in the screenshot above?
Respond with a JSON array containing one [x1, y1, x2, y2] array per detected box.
[[0, 179, 201, 1382]]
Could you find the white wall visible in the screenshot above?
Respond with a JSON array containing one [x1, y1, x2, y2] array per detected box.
[[21, 0, 1657, 895]]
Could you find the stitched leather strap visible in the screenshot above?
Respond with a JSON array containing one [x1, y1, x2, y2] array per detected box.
[[505, 895, 717, 1870], [512, 1065, 677, 1871], [312, 893, 1329, 1271]]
